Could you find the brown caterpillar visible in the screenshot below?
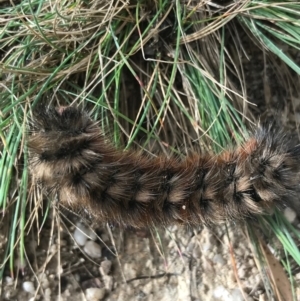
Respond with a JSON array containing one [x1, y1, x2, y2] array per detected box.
[[28, 106, 300, 228]]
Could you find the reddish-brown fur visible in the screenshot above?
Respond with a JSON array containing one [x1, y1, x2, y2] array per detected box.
[[28, 106, 300, 228]]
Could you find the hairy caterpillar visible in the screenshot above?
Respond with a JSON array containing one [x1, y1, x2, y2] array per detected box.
[[28, 106, 300, 228]]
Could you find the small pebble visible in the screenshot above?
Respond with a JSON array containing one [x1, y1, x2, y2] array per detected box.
[[213, 254, 225, 266], [5, 276, 13, 285], [99, 260, 112, 275], [237, 266, 246, 278], [142, 281, 153, 295], [102, 275, 113, 291], [85, 287, 106, 301], [22, 281, 35, 294], [74, 223, 89, 246], [50, 244, 57, 254], [38, 273, 50, 289], [4, 287, 17, 299], [123, 262, 137, 279], [295, 272, 300, 280], [44, 287, 51, 301], [213, 285, 231, 300], [84, 241, 102, 258], [200, 229, 216, 253], [284, 207, 297, 223], [259, 294, 267, 301], [230, 288, 244, 301]]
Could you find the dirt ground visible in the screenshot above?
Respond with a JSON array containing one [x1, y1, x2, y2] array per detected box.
[[1, 205, 300, 301]]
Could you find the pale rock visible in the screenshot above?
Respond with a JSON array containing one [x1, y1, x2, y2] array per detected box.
[[200, 229, 216, 254], [38, 273, 50, 289], [85, 287, 106, 301], [123, 262, 137, 279], [50, 244, 57, 254], [5, 276, 13, 285], [213, 286, 229, 299], [44, 287, 51, 301], [230, 288, 244, 301], [99, 259, 112, 275], [100, 233, 110, 242], [259, 294, 267, 301], [84, 241, 102, 258], [237, 266, 246, 278], [102, 275, 113, 291], [22, 281, 35, 294], [213, 285, 236, 301], [213, 254, 225, 266], [4, 287, 17, 299], [284, 207, 297, 223], [142, 281, 153, 295], [73, 223, 89, 246]]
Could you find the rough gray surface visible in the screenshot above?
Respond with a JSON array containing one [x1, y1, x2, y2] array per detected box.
[[3, 214, 299, 301]]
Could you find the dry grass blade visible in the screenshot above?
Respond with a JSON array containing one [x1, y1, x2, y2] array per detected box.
[[258, 239, 293, 301]]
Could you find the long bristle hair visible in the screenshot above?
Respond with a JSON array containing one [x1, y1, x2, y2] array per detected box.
[[28, 106, 300, 228]]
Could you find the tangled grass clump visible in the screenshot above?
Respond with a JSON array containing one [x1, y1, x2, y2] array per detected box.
[[1, 0, 300, 299]]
